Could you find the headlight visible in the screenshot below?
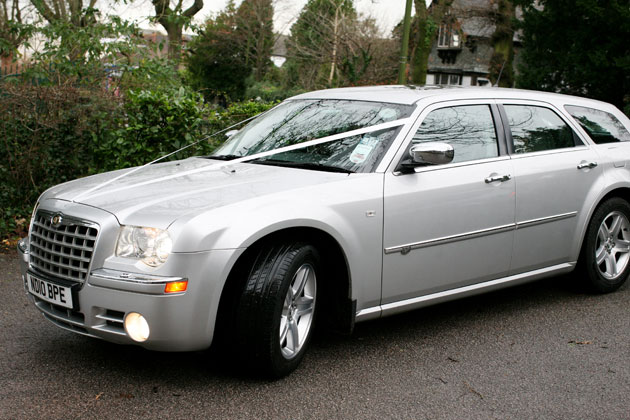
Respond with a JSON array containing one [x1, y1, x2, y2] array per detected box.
[[116, 226, 173, 267]]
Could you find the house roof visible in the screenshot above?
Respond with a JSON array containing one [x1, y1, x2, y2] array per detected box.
[[272, 34, 288, 57]]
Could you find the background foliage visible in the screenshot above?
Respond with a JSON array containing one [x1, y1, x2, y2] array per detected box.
[[2, 0, 630, 244], [515, 0, 630, 112]]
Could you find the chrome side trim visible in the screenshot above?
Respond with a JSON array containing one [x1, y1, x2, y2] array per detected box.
[[91, 268, 185, 284], [354, 306, 381, 321], [355, 262, 576, 321], [384, 223, 515, 255], [515, 211, 578, 229], [384, 211, 579, 255]]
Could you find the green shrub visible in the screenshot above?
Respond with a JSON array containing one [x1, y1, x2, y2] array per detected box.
[[96, 87, 209, 171], [0, 83, 120, 240], [0, 81, 278, 242]]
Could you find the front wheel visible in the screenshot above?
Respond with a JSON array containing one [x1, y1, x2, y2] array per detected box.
[[235, 242, 320, 378], [579, 197, 630, 293]]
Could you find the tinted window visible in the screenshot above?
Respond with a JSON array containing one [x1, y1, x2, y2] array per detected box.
[[565, 105, 630, 144], [412, 105, 498, 163], [504, 105, 575, 154]]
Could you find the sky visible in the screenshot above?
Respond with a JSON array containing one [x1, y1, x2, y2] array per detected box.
[[112, 0, 418, 37]]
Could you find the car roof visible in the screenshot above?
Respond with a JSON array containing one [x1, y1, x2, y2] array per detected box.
[[288, 85, 616, 111]]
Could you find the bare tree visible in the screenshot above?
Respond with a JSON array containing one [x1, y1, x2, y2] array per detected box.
[[1, 0, 31, 65], [151, 0, 203, 61], [235, 0, 274, 81], [30, 0, 96, 26], [286, 0, 357, 89]]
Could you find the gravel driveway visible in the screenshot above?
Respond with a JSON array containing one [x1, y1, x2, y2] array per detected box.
[[1, 251, 628, 420]]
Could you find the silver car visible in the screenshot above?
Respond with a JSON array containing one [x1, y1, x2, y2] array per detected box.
[[17, 86, 630, 377]]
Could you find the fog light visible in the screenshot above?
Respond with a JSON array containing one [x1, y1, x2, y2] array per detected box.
[[124, 312, 150, 342]]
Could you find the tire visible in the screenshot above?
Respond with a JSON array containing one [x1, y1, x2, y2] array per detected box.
[[579, 197, 630, 293], [235, 242, 320, 378]]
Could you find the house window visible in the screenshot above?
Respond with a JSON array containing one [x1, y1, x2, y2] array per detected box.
[[433, 73, 462, 85], [437, 24, 461, 49]]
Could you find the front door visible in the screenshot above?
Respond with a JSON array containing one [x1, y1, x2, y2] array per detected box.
[[382, 102, 515, 305]]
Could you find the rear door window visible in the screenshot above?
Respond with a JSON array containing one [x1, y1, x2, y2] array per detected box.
[[504, 105, 576, 154], [565, 105, 630, 144]]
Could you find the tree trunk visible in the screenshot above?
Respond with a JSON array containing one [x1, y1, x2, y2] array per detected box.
[[152, 0, 203, 64], [489, 0, 515, 87], [328, 6, 339, 86], [410, 0, 452, 85], [164, 23, 183, 61], [411, 10, 429, 84]]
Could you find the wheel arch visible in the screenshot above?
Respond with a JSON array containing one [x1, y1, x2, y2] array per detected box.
[[213, 226, 356, 349], [576, 186, 630, 258]]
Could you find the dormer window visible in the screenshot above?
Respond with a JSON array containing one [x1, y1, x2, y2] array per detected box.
[[437, 24, 461, 49]]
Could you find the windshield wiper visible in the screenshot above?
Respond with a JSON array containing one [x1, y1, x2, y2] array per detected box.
[[251, 159, 354, 173], [202, 154, 242, 161]]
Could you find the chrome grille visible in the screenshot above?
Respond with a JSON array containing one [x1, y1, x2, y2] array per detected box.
[[29, 211, 99, 284]]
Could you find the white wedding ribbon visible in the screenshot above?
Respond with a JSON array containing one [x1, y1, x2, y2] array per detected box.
[[72, 116, 410, 202]]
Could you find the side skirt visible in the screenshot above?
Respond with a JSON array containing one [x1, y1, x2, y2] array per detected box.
[[355, 262, 576, 322]]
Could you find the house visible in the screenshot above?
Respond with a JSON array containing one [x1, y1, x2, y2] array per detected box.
[[271, 34, 288, 67], [141, 28, 193, 58], [426, 0, 521, 87]]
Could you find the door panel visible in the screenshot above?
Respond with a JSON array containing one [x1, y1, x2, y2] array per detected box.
[[510, 148, 602, 273], [382, 160, 515, 304], [501, 103, 603, 273]]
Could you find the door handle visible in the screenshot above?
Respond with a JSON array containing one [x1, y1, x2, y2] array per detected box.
[[484, 174, 512, 183], [577, 161, 598, 170]]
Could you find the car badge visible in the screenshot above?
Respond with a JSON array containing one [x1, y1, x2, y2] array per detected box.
[[51, 213, 63, 228]]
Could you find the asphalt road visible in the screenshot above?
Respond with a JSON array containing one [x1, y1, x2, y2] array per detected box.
[[1, 251, 629, 420]]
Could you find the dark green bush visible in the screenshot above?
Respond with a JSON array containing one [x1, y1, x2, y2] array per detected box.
[[0, 81, 277, 242]]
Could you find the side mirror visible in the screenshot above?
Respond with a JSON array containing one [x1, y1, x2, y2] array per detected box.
[[409, 142, 454, 165], [225, 129, 239, 138]]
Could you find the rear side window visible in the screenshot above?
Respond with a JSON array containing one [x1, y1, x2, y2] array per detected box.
[[565, 105, 630, 144], [413, 105, 498, 163], [504, 105, 575, 154]]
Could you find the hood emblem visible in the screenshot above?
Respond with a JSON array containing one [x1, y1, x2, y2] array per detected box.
[[51, 213, 63, 228]]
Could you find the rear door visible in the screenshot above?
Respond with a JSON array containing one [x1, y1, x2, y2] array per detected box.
[[499, 101, 603, 274]]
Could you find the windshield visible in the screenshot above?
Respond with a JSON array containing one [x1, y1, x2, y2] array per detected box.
[[211, 99, 414, 173]]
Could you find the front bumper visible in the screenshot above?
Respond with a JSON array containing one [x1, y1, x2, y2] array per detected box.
[[18, 237, 243, 352]]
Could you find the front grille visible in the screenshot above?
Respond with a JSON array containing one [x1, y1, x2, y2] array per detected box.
[[29, 211, 99, 284]]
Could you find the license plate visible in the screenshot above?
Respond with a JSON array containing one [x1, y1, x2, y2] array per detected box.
[[27, 273, 74, 309]]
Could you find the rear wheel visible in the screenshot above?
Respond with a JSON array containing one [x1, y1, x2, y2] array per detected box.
[[580, 197, 630, 293], [235, 242, 320, 377]]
